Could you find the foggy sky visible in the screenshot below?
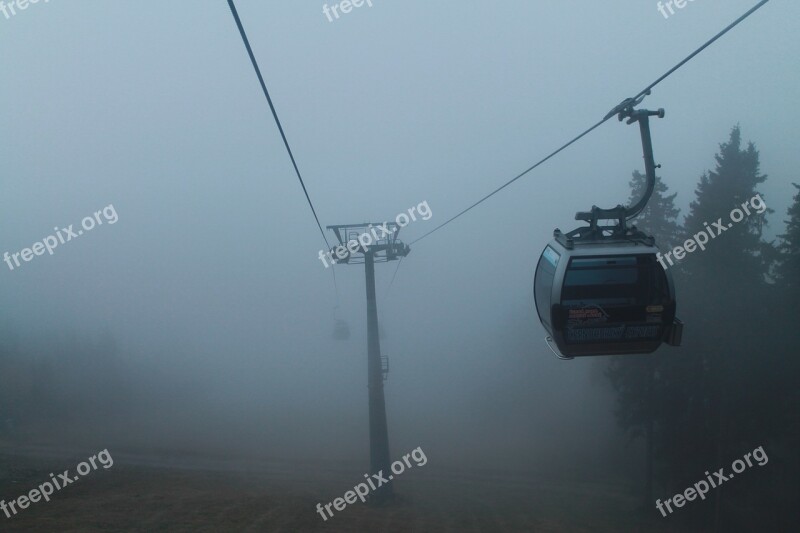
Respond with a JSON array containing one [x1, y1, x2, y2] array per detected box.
[[1, 0, 797, 468]]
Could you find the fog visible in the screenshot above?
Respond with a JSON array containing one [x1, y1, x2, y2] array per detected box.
[[1, 1, 797, 530]]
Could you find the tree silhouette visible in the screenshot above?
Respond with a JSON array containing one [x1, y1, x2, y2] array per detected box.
[[664, 126, 789, 529], [607, 126, 798, 529], [776, 183, 800, 292]]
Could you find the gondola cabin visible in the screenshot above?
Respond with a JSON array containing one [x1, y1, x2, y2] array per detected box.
[[333, 319, 350, 341], [534, 234, 682, 358]]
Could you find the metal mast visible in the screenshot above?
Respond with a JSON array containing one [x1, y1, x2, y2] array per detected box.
[[326, 222, 410, 503]]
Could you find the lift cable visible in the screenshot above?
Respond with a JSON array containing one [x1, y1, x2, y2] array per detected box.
[[383, 256, 404, 300], [409, 118, 607, 246], [631, 0, 770, 105], [408, 0, 770, 247], [226, 0, 333, 252], [225, 0, 338, 298]]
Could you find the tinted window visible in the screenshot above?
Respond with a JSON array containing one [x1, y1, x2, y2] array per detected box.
[[564, 257, 638, 286], [562, 254, 669, 308], [535, 246, 559, 328]]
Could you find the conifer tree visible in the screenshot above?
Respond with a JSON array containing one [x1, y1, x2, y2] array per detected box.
[[670, 126, 778, 529], [776, 183, 800, 292]]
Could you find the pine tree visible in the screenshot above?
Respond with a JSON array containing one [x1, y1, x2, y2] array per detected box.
[[668, 126, 780, 529], [766, 183, 800, 529], [626, 170, 683, 249], [776, 183, 800, 292], [682, 125, 771, 290]]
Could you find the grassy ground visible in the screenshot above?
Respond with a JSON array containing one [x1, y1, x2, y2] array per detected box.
[[0, 444, 697, 532]]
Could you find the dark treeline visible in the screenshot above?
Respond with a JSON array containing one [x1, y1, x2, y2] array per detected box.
[[607, 125, 800, 531], [0, 328, 144, 443], [0, 330, 214, 453], [0, 329, 125, 439]]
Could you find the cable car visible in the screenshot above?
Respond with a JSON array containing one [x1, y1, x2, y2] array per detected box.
[[534, 100, 682, 359], [332, 305, 350, 341], [333, 318, 350, 340], [535, 233, 682, 358]]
